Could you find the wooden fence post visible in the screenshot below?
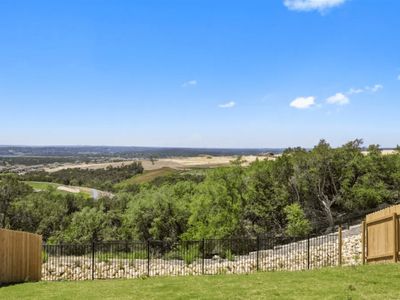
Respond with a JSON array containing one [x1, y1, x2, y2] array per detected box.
[[362, 220, 366, 265], [393, 213, 398, 263], [338, 225, 342, 266]]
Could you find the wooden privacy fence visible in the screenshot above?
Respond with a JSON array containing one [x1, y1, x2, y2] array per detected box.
[[362, 204, 400, 264], [0, 229, 42, 283]]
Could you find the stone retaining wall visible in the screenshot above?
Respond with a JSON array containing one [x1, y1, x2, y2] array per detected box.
[[42, 225, 362, 281]]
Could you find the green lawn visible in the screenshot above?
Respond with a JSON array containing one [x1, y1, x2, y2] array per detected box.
[[26, 181, 61, 190], [26, 181, 93, 199], [1, 264, 400, 299]]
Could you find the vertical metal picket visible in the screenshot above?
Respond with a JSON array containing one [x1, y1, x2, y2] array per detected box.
[[91, 241, 95, 280], [307, 235, 310, 270], [338, 225, 343, 266], [256, 236, 260, 272], [147, 240, 150, 276], [202, 239, 205, 275]]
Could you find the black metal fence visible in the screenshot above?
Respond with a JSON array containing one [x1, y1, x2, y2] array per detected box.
[[42, 233, 339, 281]]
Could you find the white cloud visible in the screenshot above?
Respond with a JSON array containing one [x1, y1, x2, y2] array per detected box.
[[218, 101, 236, 108], [290, 96, 315, 109], [366, 84, 383, 93], [326, 93, 349, 105], [347, 88, 364, 95], [283, 0, 347, 12], [347, 84, 383, 95], [182, 80, 197, 87]]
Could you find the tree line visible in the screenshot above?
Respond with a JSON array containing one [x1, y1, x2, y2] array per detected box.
[[1, 140, 399, 244], [20, 162, 144, 191]]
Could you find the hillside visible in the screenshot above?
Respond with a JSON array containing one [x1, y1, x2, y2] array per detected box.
[[114, 167, 179, 187], [2, 140, 400, 244]]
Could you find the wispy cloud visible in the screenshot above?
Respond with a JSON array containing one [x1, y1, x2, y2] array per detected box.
[[290, 96, 315, 109], [365, 84, 383, 93], [283, 0, 347, 13], [347, 88, 364, 95], [218, 101, 236, 109], [182, 80, 197, 87], [326, 93, 349, 105], [347, 84, 383, 95]]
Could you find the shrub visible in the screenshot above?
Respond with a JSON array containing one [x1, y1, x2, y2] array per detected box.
[[223, 249, 235, 261], [164, 245, 200, 265], [284, 203, 311, 237], [42, 250, 48, 263]]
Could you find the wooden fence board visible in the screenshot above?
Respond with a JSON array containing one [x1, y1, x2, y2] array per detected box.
[[364, 205, 400, 263], [0, 229, 42, 283], [366, 204, 400, 223]]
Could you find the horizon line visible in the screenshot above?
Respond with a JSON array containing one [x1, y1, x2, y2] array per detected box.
[[0, 144, 396, 150]]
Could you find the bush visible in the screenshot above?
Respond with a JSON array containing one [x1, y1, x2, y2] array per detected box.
[[42, 250, 48, 263], [224, 249, 235, 261], [284, 203, 311, 237], [96, 250, 148, 262], [164, 244, 200, 265]]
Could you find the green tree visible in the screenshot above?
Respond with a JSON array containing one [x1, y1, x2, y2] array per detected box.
[[342, 144, 391, 210], [184, 164, 248, 239], [10, 189, 69, 239], [0, 175, 32, 228], [244, 158, 289, 235], [122, 182, 193, 242], [284, 203, 311, 237], [54, 207, 108, 243], [9, 189, 90, 240]]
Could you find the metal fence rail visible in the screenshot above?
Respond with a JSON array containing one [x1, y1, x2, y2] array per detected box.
[[42, 234, 339, 281]]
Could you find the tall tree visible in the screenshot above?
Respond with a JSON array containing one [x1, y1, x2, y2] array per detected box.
[[0, 175, 32, 228]]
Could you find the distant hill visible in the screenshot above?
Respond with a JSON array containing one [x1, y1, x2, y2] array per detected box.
[[0, 145, 284, 158]]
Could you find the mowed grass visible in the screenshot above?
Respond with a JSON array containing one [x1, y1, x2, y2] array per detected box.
[[26, 181, 61, 190], [2, 264, 400, 300], [25, 181, 93, 199]]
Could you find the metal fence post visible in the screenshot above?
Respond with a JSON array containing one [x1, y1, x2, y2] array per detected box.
[[256, 236, 260, 272], [362, 220, 366, 265], [91, 241, 95, 280], [202, 239, 205, 275], [307, 235, 310, 270], [338, 225, 343, 266], [147, 240, 150, 277], [393, 213, 398, 263]]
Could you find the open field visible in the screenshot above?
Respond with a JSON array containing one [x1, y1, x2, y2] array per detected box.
[[9, 150, 396, 175], [362, 149, 396, 155], [26, 181, 61, 191], [25, 181, 112, 199], [44, 155, 271, 173], [1, 264, 400, 299]]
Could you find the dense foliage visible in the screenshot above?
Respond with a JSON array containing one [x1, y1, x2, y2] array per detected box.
[[0, 156, 80, 166], [2, 140, 400, 243], [20, 162, 144, 191]]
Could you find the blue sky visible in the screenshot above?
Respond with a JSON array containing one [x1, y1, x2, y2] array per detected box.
[[1, 0, 400, 148]]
